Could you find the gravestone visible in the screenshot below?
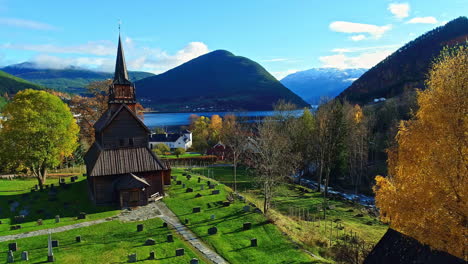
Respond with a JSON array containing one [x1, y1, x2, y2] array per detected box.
[[223, 201, 230, 207], [171, 176, 177, 180], [208, 226, 218, 235], [176, 181, 182, 185], [55, 215, 60, 223], [243, 206, 251, 212], [162, 222, 168, 228], [8, 242, 17, 251], [137, 224, 144, 232], [78, 212, 86, 219], [192, 207, 201, 213], [200, 185, 204, 190], [52, 240, 59, 248], [21, 251, 29, 261], [167, 234, 174, 242], [251, 238, 258, 247], [209, 185, 215, 189], [243, 222, 252, 230], [0, 220, 2, 224], [182, 183, 186, 188], [210, 214, 216, 220], [128, 253, 137, 263], [71, 177, 75, 183], [212, 190, 220, 195], [145, 238, 156, 245], [187, 175, 192, 180], [197, 177, 201, 183], [60, 178, 65, 183], [206, 181, 211, 186], [7, 250, 14, 263], [195, 193, 202, 198], [186, 188, 193, 193], [148, 251, 155, 260], [175, 248, 185, 256], [37, 219, 43, 225], [190, 258, 199, 264], [76, 236, 81, 242], [185, 218, 189, 225]]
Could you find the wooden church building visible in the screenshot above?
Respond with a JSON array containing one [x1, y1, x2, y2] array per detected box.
[[84, 35, 171, 208]]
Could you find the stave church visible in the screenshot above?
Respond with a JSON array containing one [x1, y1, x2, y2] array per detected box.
[[84, 35, 171, 208]]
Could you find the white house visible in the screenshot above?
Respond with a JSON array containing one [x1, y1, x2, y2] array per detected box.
[[148, 129, 192, 150]]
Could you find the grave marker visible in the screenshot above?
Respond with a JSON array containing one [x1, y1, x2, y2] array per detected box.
[[175, 248, 185, 256], [55, 215, 60, 223], [186, 188, 193, 193], [195, 193, 202, 198], [128, 253, 137, 263], [8, 242, 17, 252], [251, 238, 258, 247], [243, 222, 252, 230], [208, 226, 218, 235], [149, 251, 155, 260], [192, 207, 201, 213], [162, 222, 168, 228], [167, 234, 174, 242], [212, 190, 220, 195], [52, 240, 59, 248], [190, 258, 199, 264], [243, 206, 251, 212], [145, 239, 156, 245], [21, 251, 29, 261], [76, 236, 81, 242], [137, 224, 144, 232], [7, 250, 14, 263]]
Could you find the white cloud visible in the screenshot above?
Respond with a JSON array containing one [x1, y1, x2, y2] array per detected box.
[[1, 41, 115, 56], [406, 16, 438, 24], [319, 49, 395, 69], [17, 40, 210, 74], [388, 3, 410, 19], [271, 69, 299, 80], [329, 21, 392, 38], [331, 44, 401, 53], [0, 17, 56, 30], [350, 34, 366, 41]]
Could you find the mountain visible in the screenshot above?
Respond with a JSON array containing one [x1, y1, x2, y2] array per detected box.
[[135, 50, 309, 112], [338, 16, 468, 104], [1, 63, 154, 95], [281, 68, 366, 104], [0, 69, 44, 95]]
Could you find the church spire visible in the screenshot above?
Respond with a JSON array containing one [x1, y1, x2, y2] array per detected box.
[[113, 35, 130, 85]]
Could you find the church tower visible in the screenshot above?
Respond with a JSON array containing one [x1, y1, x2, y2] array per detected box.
[[108, 35, 137, 113]]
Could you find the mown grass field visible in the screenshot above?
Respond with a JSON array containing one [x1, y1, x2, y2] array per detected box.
[[158, 153, 202, 159], [190, 166, 387, 255], [0, 176, 119, 236], [0, 218, 206, 263], [165, 168, 318, 264]]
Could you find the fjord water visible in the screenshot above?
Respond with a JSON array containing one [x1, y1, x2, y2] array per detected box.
[[143, 110, 305, 128]]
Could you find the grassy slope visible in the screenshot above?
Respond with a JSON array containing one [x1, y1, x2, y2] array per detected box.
[[0, 70, 43, 95], [0, 176, 119, 236], [191, 167, 387, 249], [164, 168, 316, 264], [0, 218, 206, 264]]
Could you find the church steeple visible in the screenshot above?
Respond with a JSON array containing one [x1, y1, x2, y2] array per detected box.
[[113, 35, 131, 85], [108, 34, 136, 112]]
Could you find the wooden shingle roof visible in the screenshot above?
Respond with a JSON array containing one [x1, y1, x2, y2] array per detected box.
[[94, 104, 150, 133], [84, 143, 167, 177]]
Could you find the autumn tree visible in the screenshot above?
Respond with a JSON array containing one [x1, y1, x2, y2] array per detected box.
[[220, 114, 246, 192], [70, 80, 110, 148], [153, 143, 170, 155], [290, 108, 316, 184], [174, 147, 186, 158], [0, 90, 79, 189], [374, 45, 467, 259]]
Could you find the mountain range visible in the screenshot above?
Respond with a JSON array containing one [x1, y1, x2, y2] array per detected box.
[[338, 16, 468, 104], [135, 50, 309, 111], [281, 68, 366, 104], [0, 62, 154, 95]]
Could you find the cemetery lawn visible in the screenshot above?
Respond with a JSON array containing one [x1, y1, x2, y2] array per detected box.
[[164, 168, 320, 264], [191, 166, 387, 253], [0, 176, 120, 236], [0, 218, 207, 263], [159, 153, 202, 159]]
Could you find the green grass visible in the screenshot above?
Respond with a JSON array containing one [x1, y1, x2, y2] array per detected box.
[[164, 168, 317, 264], [159, 153, 202, 159], [0, 176, 119, 236], [0, 218, 206, 263]]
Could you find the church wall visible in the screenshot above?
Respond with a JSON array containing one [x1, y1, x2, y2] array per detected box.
[[102, 109, 148, 149]]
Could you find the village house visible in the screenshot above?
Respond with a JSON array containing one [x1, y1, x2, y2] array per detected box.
[[84, 35, 171, 208], [207, 142, 228, 160], [148, 129, 192, 150]]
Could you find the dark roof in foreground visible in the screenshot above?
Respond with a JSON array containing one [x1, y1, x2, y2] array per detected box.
[[84, 144, 167, 177], [114, 173, 150, 190], [364, 228, 465, 264]]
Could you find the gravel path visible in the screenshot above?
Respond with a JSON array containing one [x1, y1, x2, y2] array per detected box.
[[154, 201, 229, 264]]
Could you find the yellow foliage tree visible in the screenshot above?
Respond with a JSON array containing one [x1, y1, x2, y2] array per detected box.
[[374, 45, 467, 259]]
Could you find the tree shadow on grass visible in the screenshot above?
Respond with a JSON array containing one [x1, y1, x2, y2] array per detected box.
[[0, 178, 118, 226]]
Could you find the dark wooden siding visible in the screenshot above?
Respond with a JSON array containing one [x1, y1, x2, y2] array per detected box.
[[102, 109, 148, 149]]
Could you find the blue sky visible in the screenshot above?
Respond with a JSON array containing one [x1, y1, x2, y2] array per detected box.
[[0, 0, 466, 79]]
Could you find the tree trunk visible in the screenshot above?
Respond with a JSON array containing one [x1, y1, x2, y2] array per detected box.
[[317, 157, 324, 192], [233, 154, 237, 193]]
